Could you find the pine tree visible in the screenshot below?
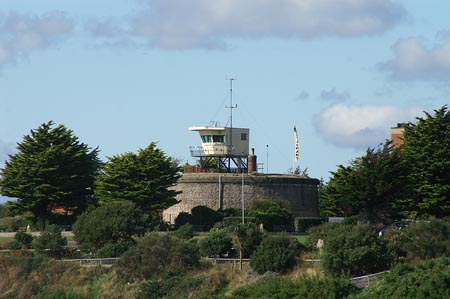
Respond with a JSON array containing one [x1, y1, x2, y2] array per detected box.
[[95, 142, 181, 218], [0, 121, 100, 230]]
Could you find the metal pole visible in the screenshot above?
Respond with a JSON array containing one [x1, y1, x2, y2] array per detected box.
[[241, 172, 245, 224], [266, 144, 269, 174], [219, 175, 222, 210]]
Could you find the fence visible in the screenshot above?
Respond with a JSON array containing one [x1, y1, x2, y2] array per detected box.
[[60, 258, 120, 267], [203, 257, 250, 269], [350, 271, 389, 288]]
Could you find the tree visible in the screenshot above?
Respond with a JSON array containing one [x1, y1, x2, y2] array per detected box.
[[0, 121, 100, 230], [95, 142, 181, 219], [72, 201, 147, 257], [32, 224, 67, 258], [400, 105, 450, 218], [321, 141, 406, 224]]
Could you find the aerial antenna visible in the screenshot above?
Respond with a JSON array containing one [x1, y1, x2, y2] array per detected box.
[[225, 77, 237, 154], [225, 77, 237, 129]]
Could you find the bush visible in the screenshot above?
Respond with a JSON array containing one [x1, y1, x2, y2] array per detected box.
[[247, 199, 292, 231], [250, 235, 300, 274], [232, 275, 358, 299], [14, 232, 33, 249], [118, 233, 200, 282], [32, 224, 67, 258], [321, 223, 392, 277], [233, 223, 264, 258], [199, 228, 233, 257], [135, 272, 202, 299], [0, 216, 22, 232], [348, 258, 450, 299], [305, 222, 339, 251], [73, 201, 147, 257], [175, 206, 223, 231], [173, 223, 195, 240], [400, 218, 450, 262]]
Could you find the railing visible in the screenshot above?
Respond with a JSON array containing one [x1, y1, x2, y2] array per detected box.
[[351, 271, 389, 288], [203, 257, 250, 269], [60, 258, 120, 266]]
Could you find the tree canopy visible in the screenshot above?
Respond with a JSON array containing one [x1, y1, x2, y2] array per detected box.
[[401, 105, 450, 217], [72, 201, 148, 257], [0, 121, 100, 229], [320, 142, 406, 224], [95, 142, 181, 218]]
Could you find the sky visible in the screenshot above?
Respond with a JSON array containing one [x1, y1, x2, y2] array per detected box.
[[1, 0, 449, 203]]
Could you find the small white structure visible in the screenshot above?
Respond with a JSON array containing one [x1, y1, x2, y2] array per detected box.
[[189, 125, 249, 157]]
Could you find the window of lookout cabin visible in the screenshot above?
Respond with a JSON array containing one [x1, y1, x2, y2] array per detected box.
[[241, 133, 247, 141], [201, 135, 212, 143], [213, 135, 224, 143]]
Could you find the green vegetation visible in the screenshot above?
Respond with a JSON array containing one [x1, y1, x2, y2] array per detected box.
[[320, 141, 405, 224], [95, 142, 181, 221], [250, 234, 301, 274], [321, 223, 391, 277], [231, 275, 358, 299], [321, 105, 450, 223], [348, 258, 450, 299], [0, 121, 100, 230], [246, 198, 292, 231], [400, 106, 450, 218], [0, 107, 449, 298], [117, 233, 200, 282], [32, 224, 67, 258], [72, 201, 147, 257], [198, 227, 233, 257]]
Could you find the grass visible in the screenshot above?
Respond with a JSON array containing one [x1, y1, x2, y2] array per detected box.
[[293, 235, 308, 246]]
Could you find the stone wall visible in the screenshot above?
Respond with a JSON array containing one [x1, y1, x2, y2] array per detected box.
[[163, 173, 320, 223]]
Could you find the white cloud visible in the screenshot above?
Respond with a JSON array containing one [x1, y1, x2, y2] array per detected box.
[[313, 103, 422, 149], [90, 0, 405, 49], [320, 88, 350, 101], [380, 35, 450, 81], [0, 12, 74, 67]]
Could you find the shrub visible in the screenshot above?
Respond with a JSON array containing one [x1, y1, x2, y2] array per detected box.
[[199, 228, 233, 257], [72, 201, 147, 257], [247, 199, 292, 231], [32, 224, 67, 258], [135, 272, 202, 299], [175, 206, 223, 231], [305, 222, 339, 251], [0, 216, 22, 232], [232, 222, 264, 258], [118, 233, 200, 282], [321, 223, 392, 277], [232, 275, 358, 299], [14, 232, 33, 249], [348, 258, 450, 299], [400, 218, 450, 262], [173, 223, 195, 240], [250, 234, 300, 274]]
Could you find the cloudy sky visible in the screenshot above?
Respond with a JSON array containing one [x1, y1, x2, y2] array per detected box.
[[1, 0, 449, 202]]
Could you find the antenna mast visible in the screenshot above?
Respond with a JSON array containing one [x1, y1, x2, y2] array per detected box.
[[225, 77, 237, 154]]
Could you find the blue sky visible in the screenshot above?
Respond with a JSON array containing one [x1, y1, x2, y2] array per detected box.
[[1, 0, 449, 203]]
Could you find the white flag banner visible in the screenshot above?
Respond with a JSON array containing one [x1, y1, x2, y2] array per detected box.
[[294, 126, 299, 162]]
